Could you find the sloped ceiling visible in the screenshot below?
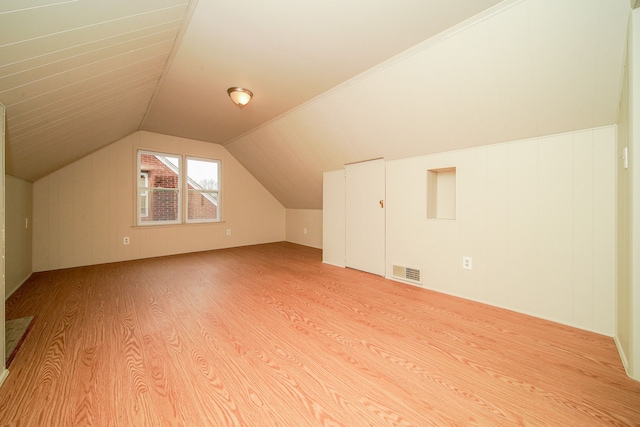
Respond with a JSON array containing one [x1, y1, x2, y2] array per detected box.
[[224, 0, 630, 208], [141, 0, 504, 144], [0, 0, 194, 181], [0, 0, 631, 210]]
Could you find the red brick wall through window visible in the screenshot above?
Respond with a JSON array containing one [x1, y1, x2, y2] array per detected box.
[[140, 154, 217, 222]]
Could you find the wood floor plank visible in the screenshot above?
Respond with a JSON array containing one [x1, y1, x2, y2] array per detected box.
[[1, 242, 639, 426]]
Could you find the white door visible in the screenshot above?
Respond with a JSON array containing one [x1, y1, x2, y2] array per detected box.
[[345, 159, 385, 276]]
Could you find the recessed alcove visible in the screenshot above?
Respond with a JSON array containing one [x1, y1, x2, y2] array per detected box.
[[427, 167, 456, 220]]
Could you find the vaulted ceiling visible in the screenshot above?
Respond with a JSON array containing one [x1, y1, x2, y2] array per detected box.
[[0, 0, 631, 209]]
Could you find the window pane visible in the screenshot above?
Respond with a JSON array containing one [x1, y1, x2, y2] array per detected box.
[[187, 158, 218, 190], [187, 190, 218, 221], [138, 152, 181, 224], [186, 158, 220, 222], [140, 189, 179, 222]]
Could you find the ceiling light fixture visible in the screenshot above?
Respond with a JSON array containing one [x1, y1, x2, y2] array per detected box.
[[227, 87, 253, 108]]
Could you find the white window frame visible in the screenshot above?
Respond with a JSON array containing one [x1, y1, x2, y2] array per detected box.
[[185, 156, 221, 224], [137, 150, 182, 226], [136, 150, 222, 226]]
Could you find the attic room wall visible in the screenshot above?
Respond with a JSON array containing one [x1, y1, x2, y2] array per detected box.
[[632, 5, 640, 383], [617, 21, 632, 375], [285, 209, 322, 249], [31, 131, 285, 271], [384, 126, 616, 336], [618, 6, 640, 381], [5, 175, 32, 297]]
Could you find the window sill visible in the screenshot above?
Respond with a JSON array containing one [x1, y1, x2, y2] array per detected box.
[[131, 220, 225, 229]]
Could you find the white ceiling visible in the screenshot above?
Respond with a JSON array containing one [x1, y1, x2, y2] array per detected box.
[[225, 0, 631, 208], [141, 0, 505, 143], [0, 0, 631, 209], [1, 0, 192, 181]]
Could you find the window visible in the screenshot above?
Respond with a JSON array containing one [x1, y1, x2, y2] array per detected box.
[[137, 151, 181, 224], [137, 151, 221, 225], [186, 157, 220, 223]]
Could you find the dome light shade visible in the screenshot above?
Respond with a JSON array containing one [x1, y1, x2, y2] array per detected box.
[[227, 87, 253, 108]]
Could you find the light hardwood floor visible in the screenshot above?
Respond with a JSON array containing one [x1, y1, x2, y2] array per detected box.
[[1, 242, 639, 426]]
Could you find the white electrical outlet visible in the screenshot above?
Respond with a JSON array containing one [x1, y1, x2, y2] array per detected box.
[[462, 256, 472, 270], [123, 237, 130, 245], [25, 218, 29, 229], [303, 228, 308, 234], [226, 229, 231, 236]]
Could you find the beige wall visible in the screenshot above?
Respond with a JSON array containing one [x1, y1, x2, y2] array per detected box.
[[32, 131, 285, 271], [322, 170, 345, 267], [324, 127, 617, 335], [285, 209, 322, 249], [632, 8, 640, 383], [385, 126, 616, 336], [5, 175, 32, 297], [0, 103, 6, 382], [620, 8, 640, 381], [617, 28, 631, 373]]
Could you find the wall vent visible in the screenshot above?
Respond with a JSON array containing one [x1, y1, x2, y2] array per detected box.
[[392, 265, 422, 284]]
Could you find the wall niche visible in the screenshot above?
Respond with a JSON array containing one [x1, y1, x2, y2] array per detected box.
[[427, 167, 456, 220]]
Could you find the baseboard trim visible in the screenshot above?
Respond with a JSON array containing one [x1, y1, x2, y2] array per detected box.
[[5, 273, 32, 300], [614, 335, 630, 373], [322, 260, 345, 268], [386, 276, 615, 337], [0, 368, 9, 388], [285, 239, 323, 250]]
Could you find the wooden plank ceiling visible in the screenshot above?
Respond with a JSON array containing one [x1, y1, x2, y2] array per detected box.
[[0, 0, 192, 181], [0, 0, 631, 209]]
